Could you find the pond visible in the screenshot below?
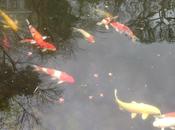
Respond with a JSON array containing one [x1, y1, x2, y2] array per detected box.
[[0, 0, 175, 130]]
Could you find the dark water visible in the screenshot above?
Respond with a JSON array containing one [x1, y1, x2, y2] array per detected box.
[[0, 0, 175, 130]]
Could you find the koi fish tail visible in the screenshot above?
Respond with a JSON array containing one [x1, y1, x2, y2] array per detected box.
[[114, 89, 119, 101], [96, 21, 103, 26], [72, 27, 80, 32], [32, 65, 41, 72], [26, 19, 30, 25]]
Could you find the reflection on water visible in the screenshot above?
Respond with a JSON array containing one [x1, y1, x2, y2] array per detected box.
[[0, 0, 175, 129]]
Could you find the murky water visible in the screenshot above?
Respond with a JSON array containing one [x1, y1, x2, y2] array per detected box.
[[0, 0, 175, 130]]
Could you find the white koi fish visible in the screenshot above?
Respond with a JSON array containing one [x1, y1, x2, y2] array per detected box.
[[153, 117, 175, 130]]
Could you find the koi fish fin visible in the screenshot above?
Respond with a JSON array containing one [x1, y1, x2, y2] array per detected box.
[[26, 19, 30, 25], [112, 16, 118, 20], [131, 113, 137, 119], [114, 89, 122, 109], [170, 127, 175, 129], [33, 86, 39, 93], [20, 39, 36, 44], [72, 27, 80, 32], [41, 48, 47, 52], [58, 80, 64, 84], [114, 89, 118, 101], [105, 25, 109, 30], [32, 65, 40, 72], [15, 20, 18, 25], [131, 101, 137, 104], [42, 36, 48, 40], [3, 25, 10, 28], [96, 22, 103, 26], [141, 113, 149, 120]]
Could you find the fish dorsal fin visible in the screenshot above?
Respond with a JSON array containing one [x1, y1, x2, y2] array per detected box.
[[41, 48, 47, 52], [42, 36, 48, 40], [3, 25, 10, 28], [131, 113, 137, 119], [141, 113, 149, 120], [58, 80, 64, 84]]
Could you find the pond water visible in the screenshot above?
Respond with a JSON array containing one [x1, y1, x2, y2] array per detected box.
[[0, 0, 175, 130]]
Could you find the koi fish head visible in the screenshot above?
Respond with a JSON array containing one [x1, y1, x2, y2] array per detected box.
[[87, 35, 95, 43], [153, 119, 162, 128], [153, 117, 175, 128], [60, 72, 75, 84]]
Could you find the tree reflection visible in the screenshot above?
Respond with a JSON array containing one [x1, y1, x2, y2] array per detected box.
[[0, 64, 64, 130]]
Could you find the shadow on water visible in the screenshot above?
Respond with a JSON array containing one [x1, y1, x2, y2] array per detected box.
[[0, 0, 175, 129]]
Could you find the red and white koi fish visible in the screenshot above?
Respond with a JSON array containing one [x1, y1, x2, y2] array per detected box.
[[1, 32, 10, 49], [153, 116, 175, 130], [32, 65, 75, 84], [110, 21, 138, 42], [20, 19, 56, 52], [72, 27, 95, 43]]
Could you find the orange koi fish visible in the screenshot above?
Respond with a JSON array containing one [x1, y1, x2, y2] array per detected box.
[[0, 10, 19, 32], [110, 21, 138, 42], [32, 65, 75, 84], [73, 27, 95, 43], [20, 19, 56, 52]]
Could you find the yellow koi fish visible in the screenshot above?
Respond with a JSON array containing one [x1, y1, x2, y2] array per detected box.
[[73, 27, 95, 43], [114, 89, 161, 120], [0, 10, 19, 32]]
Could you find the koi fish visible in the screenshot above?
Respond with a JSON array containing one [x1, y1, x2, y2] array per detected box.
[[20, 19, 56, 52], [72, 27, 95, 43], [110, 21, 138, 42], [32, 65, 75, 84], [114, 89, 161, 120], [0, 10, 19, 32], [153, 117, 175, 130]]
